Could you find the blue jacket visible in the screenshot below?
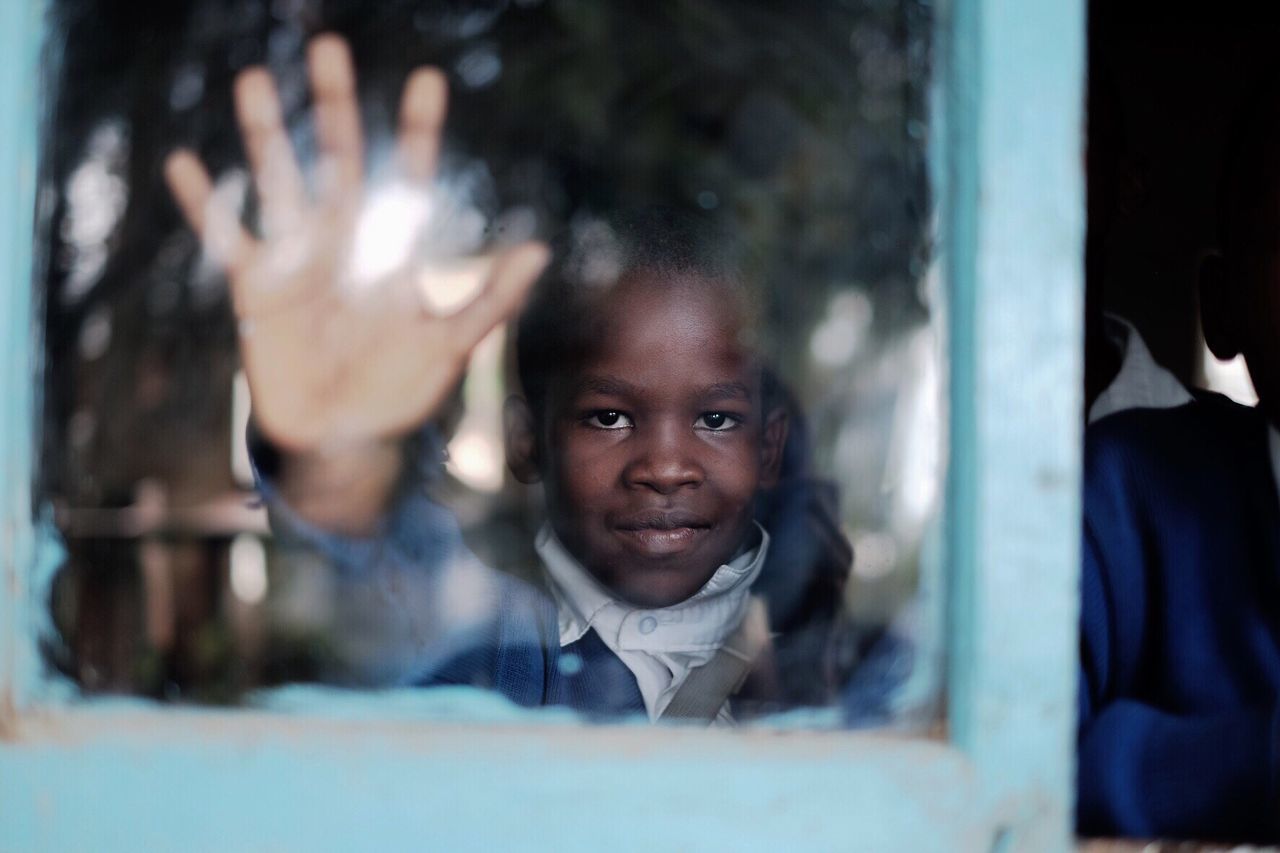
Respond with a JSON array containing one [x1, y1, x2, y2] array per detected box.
[[1078, 393, 1280, 841]]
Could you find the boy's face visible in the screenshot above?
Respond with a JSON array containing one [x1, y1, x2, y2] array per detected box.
[[528, 272, 785, 608]]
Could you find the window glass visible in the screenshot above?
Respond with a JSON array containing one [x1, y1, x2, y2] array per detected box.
[[40, 0, 938, 725]]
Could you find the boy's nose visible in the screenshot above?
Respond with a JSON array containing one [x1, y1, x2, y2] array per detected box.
[[623, 427, 704, 494]]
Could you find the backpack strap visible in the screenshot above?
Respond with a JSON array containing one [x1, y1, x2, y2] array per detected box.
[[659, 596, 771, 723]]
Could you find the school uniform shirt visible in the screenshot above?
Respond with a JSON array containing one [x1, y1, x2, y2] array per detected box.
[[538, 522, 768, 722], [1087, 314, 1192, 424], [1078, 391, 1280, 843]]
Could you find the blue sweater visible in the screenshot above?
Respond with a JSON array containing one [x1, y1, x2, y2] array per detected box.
[[1078, 393, 1280, 842]]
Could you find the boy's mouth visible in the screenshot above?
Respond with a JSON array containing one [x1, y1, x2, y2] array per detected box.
[[612, 511, 711, 557]]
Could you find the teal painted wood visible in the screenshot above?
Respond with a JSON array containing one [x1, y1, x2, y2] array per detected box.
[[940, 0, 1085, 849], [1, 710, 983, 853], [0, 0, 1087, 850], [0, 0, 47, 721]]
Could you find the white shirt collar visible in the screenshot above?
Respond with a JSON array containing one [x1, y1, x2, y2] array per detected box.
[[1088, 314, 1194, 424], [536, 522, 769, 720], [1089, 317, 1280, 502]]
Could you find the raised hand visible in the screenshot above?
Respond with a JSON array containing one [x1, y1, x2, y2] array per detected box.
[[164, 34, 549, 457]]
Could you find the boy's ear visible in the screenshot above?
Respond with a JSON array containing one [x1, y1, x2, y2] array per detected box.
[[759, 407, 789, 489], [503, 394, 542, 484], [1199, 252, 1242, 361]]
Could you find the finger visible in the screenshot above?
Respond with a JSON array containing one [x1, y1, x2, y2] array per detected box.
[[307, 34, 363, 204], [450, 242, 551, 354], [234, 67, 307, 236], [398, 67, 448, 184], [163, 150, 254, 274]]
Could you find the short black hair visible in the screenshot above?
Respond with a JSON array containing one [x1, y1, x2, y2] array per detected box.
[[514, 208, 764, 415]]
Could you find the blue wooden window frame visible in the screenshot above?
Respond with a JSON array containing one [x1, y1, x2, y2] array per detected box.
[[0, 0, 1084, 849]]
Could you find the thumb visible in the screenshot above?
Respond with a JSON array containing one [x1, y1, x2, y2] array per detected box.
[[451, 241, 551, 354]]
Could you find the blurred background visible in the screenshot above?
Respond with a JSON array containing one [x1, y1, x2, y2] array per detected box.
[[38, 0, 937, 709]]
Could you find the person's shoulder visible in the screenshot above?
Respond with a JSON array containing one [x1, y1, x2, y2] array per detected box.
[[1087, 390, 1264, 470], [1084, 391, 1272, 530]]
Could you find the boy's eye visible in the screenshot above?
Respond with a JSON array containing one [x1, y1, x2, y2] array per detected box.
[[584, 410, 633, 430], [695, 412, 741, 431]]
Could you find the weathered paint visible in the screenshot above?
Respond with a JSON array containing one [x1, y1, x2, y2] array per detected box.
[[0, 0, 46, 722], [0, 709, 983, 853], [940, 0, 1085, 849], [0, 0, 1085, 850]]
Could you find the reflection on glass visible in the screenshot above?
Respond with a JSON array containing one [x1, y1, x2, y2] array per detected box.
[[40, 0, 937, 726]]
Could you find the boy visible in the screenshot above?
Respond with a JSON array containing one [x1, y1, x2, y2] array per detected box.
[[165, 35, 832, 722], [1076, 70, 1280, 841]]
